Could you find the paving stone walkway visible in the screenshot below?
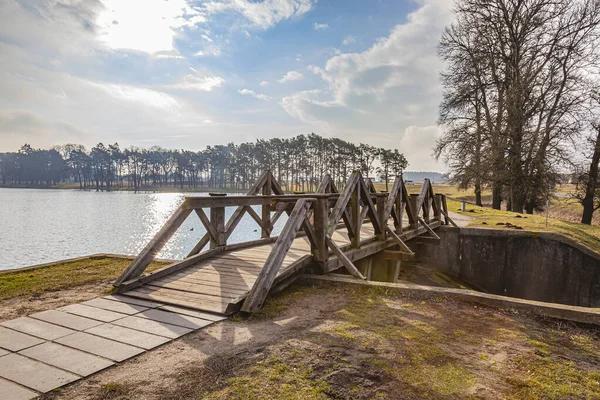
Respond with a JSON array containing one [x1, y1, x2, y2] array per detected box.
[[0, 294, 225, 399]]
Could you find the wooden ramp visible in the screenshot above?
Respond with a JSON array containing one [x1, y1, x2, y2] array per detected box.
[[123, 227, 362, 314], [115, 170, 453, 315]]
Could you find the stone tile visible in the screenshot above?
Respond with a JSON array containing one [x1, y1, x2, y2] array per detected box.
[[0, 348, 8, 357], [85, 324, 170, 350], [29, 310, 103, 331], [55, 332, 143, 362], [136, 309, 214, 330], [58, 304, 126, 322], [1, 317, 75, 340], [82, 298, 148, 315], [0, 353, 79, 393], [0, 377, 38, 400], [20, 342, 114, 376], [111, 316, 192, 339], [158, 305, 227, 322], [103, 295, 163, 308], [0, 327, 44, 352]]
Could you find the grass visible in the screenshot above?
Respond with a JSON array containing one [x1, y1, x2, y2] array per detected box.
[[448, 198, 600, 253], [0, 257, 167, 300], [200, 285, 600, 399]]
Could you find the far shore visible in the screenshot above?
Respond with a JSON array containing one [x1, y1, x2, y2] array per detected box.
[[0, 183, 246, 194]]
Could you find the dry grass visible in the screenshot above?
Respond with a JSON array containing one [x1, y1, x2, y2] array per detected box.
[[0, 257, 167, 300]]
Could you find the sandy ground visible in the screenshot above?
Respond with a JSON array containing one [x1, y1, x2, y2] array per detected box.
[[39, 281, 599, 400], [0, 280, 113, 322]]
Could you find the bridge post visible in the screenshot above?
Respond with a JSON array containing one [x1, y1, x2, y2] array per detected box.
[[351, 185, 361, 248], [376, 193, 387, 241], [409, 194, 419, 229], [210, 205, 226, 248], [312, 198, 329, 269], [261, 172, 272, 238], [434, 194, 443, 222]]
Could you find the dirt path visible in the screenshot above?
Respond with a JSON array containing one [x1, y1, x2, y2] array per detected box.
[[42, 282, 600, 400]]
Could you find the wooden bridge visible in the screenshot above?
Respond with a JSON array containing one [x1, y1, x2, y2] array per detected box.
[[114, 170, 457, 315]]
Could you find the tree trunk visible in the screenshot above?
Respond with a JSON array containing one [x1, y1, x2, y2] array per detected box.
[[582, 127, 600, 224]]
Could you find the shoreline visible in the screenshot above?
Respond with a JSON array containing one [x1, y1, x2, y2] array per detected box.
[[0, 184, 248, 194]]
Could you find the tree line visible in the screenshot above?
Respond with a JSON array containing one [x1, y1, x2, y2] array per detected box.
[[0, 134, 408, 192], [435, 0, 600, 223]]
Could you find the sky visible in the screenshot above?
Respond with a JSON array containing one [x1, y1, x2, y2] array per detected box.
[[0, 0, 454, 171]]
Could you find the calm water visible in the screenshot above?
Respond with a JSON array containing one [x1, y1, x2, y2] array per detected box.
[[0, 188, 287, 270]]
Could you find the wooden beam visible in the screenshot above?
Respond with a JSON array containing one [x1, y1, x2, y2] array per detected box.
[[418, 217, 441, 240], [383, 250, 415, 262], [328, 171, 359, 236], [194, 209, 217, 243], [186, 233, 210, 257], [351, 184, 361, 248], [440, 209, 459, 228], [262, 171, 272, 238], [358, 177, 383, 235], [242, 199, 311, 313], [210, 206, 226, 248], [115, 206, 192, 286], [385, 226, 414, 255], [312, 198, 328, 266], [383, 176, 402, 220], [326, 236, 366, 280], [415, 179, 430, 215]]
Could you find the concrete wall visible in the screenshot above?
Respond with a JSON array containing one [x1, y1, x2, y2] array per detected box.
[[411, 227, 600, 308]]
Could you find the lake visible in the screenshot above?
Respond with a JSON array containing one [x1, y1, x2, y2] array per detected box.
[[0, 188, 287, 270]]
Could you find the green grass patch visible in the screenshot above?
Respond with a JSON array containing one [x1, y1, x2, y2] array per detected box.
[[448, 199, 600, 253], [203, 354, 330, 400], [0, 257, 166, 300]]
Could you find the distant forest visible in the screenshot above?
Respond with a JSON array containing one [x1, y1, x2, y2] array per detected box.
[[0, 134, 408, 192]]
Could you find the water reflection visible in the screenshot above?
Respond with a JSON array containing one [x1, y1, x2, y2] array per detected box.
[[0, 189, 286, 270]]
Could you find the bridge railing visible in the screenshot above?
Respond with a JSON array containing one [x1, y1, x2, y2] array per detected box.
[[114, 169, 457, 312]]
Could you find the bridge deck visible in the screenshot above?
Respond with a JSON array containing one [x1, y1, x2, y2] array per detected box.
[[123, 225, 377, 314]]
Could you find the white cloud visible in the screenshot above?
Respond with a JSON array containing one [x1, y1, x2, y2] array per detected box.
[[281, 0, 454, 169], [277, 71, 304, 83], [205, 0, 316, 30], [260, 81, 269, 87], [170, 68, 225, 92], [342, 35, 356, 46], [238, 89, 271, 101], [313, 22, 329, 30]]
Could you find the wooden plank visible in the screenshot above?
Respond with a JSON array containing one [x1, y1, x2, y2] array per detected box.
[[115, 206, 192, 286], [149, 281, 246, 298], [157, 274, 252, 291], [117, 248, 224, 292], [126, 288, 228, 314], [162, 271, 256, 288], [242, 199, 310, 313], [137, 286, 233, 306], [326, 236, 366, 280]]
